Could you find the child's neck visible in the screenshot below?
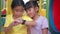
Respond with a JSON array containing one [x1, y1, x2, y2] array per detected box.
[[32, 14, 40, 21]]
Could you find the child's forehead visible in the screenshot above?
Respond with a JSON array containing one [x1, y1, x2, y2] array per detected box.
[[12, 5, 24, 9], [27, 7, 35, 10], [25, 1, 39, 9]]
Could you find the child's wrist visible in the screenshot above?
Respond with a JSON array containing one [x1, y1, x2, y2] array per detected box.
[[21, 20, 26, 24], [10, 22, 16, 27]]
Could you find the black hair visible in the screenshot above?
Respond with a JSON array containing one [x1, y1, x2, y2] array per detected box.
[[25, 1, 39, 10], [11, 0, 25, 9]]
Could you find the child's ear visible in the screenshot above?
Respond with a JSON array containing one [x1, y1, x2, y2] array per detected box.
[[35, 7, 39, 12]]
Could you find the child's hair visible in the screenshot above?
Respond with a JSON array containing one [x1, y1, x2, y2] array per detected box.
[[11, 0, 25, 9], [25, 1, 39, 10]]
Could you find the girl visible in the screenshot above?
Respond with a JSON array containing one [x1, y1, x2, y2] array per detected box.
[[25, 1, 50, 34], [4, 0, 36, 34]]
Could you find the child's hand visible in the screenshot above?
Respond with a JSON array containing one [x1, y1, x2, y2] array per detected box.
[[15, 18, 23, 23], [12, 18, 23, 26]]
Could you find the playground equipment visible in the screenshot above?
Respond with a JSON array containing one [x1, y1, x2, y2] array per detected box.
[[1, 0, 60, 34]]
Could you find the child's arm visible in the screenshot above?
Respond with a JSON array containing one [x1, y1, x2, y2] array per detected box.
[[42, 17, 49, 34], [14, 18, 36, 26], [42, 28, 48, 34], [4, 21, 19, 34], [27, 26, 31, 34], [25, 21, 36, 26], [4, 22, 14, 34]]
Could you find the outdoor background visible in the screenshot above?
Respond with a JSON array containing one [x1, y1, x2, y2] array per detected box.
[[0, 0, 60, 34]]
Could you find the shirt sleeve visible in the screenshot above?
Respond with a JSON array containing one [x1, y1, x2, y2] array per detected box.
[[41, 17, 49, 29]]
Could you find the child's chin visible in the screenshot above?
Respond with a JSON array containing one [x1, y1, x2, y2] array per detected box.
[[29, 16, 33, 18], [28, 15, 33, 18]]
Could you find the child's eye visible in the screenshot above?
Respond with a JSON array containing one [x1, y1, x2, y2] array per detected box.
[[28, 9, 31, 11], [15, 10, 18, 12]]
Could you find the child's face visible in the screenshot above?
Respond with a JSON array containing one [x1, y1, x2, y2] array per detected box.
[[26, 7, 37, 18], [13, 6, 24, 17]]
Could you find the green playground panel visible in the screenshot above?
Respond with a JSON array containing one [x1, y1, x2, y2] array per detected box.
[[0, 0, 3, 32]]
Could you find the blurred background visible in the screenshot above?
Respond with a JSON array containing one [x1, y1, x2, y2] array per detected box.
[[0, 0, 60, 34]]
